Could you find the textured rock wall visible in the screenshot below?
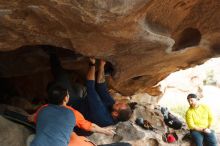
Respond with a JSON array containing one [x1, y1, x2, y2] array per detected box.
[[0, 0, 220, 95], [0, 105, 33, 146]]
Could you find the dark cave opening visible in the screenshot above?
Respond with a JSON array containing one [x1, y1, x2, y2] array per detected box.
[[0, 45, 115, 112], [173, 28, 201, 51]]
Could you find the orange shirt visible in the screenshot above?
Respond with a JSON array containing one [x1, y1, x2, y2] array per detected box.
[[33, 104, 92, 131]]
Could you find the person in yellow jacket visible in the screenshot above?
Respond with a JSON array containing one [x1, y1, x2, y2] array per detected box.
[[185, 93, 218, 146]]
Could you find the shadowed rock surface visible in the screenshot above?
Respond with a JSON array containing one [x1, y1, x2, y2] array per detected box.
[[0, 0, 220, 96]]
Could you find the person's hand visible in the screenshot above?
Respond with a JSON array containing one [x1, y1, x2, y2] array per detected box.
[[204, 128, 211, 134], [89, 58, 96, 64], [100, 59, 106, 66], [91, 123, 116, 136], [102, 127, 116, 136]]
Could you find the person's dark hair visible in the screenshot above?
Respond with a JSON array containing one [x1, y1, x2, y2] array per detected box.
[[187, 93, 197, 100], [117, 107, 132, 122], [47, 84, 68, 105]]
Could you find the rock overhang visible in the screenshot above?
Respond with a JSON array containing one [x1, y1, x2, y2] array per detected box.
[[0, 0, 220, 96]]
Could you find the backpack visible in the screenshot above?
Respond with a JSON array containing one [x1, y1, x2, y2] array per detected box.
[[164, 113, 182, 130]]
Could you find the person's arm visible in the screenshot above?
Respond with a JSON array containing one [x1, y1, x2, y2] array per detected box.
[[27, 104, 48, 124], [86, 58, 114, 126], [96, 59, 115, 107], [207, 106, 214, 128], [90, 123, 115, 136], [69, 106, 115, 135], [201, 105, 214, 134], [97, 59, 106, 83], [87, 58, 96, 80]]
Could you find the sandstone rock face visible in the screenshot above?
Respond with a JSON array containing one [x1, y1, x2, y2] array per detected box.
[[0, 116, 33, 146], [0, 105, 33, 146], [0, 0, 220, 95]]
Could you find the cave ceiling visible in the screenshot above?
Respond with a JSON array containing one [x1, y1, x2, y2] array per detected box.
[[0, 0, 220, 96]]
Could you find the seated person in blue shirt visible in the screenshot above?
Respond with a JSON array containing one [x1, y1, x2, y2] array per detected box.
[[28, 84, 115, 146], [48, 52, 132, 127]]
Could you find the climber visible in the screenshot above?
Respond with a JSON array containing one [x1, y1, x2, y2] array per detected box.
[[46, 49, 133, 127], [72, 58, 133, 127]]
